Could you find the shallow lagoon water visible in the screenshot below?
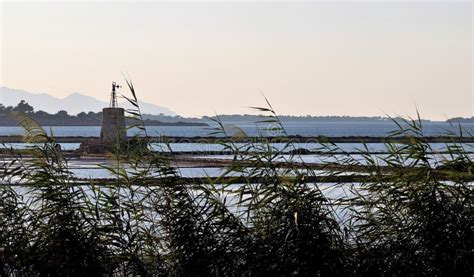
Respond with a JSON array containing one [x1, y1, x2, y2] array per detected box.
[[0, 121, 472, 137], [3, 142, 472, 155], [2, 123, 472, 189]]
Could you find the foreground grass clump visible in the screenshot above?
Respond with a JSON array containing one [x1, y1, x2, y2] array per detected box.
[[342, 119, 473, 276], [0, 90, 472, 276]]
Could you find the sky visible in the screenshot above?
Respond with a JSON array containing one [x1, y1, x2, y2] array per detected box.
[[0, 1, 472, 120]]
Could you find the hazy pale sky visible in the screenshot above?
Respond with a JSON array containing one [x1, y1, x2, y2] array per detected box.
[[1, 1, 472, 119]]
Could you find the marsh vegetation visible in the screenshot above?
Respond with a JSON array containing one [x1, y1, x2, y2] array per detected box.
[[0, 85, 472, 276]]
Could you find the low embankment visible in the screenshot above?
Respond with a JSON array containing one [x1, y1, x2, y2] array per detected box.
[[1, 135, 473, 143]]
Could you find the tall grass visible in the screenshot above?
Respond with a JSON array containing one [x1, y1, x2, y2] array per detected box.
[[0, 84, 472, 276], [344, 117, 473, 276]]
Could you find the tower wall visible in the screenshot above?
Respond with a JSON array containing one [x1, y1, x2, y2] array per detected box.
[[100, 107, 127, 144]]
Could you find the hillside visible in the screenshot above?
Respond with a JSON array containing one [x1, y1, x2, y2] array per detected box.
[[0, 87, 176, 116]]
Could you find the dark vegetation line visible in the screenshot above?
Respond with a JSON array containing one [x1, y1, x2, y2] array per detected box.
[[204, 114, 474, 123], [2, 153, 473, 182], [1, 135, 474, 143], [6, 150, 474, 157], [1, 100, 472, 127], [0, 82, 472, 276], [0, 100, 207, 126]]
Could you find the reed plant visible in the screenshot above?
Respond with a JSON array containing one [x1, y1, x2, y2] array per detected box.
[[0, 83, 471, 276]]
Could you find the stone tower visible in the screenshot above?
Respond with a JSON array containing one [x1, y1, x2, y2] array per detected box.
[[99, 82, 127, 144]]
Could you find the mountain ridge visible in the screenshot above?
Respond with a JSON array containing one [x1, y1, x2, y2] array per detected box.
[[0, 87, 176, 116]]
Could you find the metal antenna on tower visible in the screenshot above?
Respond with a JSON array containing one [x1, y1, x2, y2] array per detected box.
[[110, 82, 121, 108]]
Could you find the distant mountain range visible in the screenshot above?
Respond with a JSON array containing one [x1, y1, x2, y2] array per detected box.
[[1, 87, 472, 124], [0, 87, 176, 116]]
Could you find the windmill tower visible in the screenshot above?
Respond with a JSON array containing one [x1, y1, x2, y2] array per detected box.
[[99, 82, 127, 144]]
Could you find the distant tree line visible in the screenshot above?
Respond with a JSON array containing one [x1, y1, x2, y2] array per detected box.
[[0, 101, 102, 126], [1, 100, 470, 125], [448, 117, 474, 123], [205, 114, 398, 122], [204, 114, 474, 123], [0, 101, 206, 126]]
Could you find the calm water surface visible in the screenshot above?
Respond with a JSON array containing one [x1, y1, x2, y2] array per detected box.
[[2, 121, 472, 180], [0, 121, 472, 137]]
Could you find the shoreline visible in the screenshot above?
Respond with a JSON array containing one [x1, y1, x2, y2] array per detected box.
[[0, 135, 473, 143]]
